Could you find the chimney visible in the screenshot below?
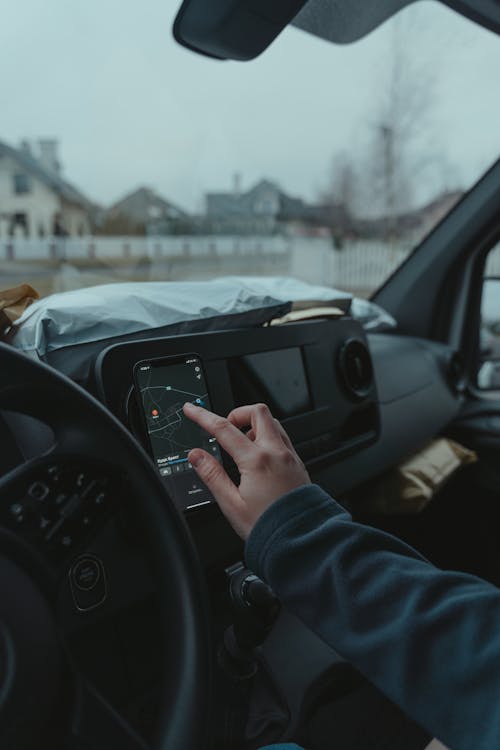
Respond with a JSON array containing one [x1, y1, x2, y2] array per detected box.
[[38, 139, 61, 175], [233, 172, 241, 196]]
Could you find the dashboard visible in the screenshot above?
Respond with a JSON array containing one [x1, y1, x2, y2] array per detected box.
[[90, 316, 463, 522], [93, 318, 380, 514]]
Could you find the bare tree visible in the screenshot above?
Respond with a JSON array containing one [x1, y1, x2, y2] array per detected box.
[[323, 152, 358, 215], [366, 12, 437, 239], [321, 10, 459, 245], [318, 150, 361, 246]]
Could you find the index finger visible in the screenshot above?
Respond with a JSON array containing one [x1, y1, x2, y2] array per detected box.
[[183, 402, 254, 464]]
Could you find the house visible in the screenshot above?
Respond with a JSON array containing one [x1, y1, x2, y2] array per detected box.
[[407, 190, 464, 235], [0, 138, 94, 238], [206, 178, 282, 233], [205, 177, 347, 236], [99, 187, 188, 235], [355, 190, 465, 242]]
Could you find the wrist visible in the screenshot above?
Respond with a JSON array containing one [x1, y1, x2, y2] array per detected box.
[[245, 484, 340, 577]]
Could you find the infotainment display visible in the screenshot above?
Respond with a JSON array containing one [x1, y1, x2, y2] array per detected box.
[[133, 354, 222, 511], [228, 347, 311, 419]]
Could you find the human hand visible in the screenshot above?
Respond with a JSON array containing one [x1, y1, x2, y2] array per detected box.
[[183, 402, 311, 539]]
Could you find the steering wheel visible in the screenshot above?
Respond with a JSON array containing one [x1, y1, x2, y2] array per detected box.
[[0, 342, 212, 750]]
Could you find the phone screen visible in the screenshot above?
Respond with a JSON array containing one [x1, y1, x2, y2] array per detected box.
[[134, 354, 221, 511]]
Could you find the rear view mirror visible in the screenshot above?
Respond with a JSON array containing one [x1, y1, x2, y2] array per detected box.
[[173, 0, 308, 60], [172, 0, 500, 61]]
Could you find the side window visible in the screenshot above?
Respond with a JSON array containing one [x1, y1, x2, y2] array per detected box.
[[477, 241, 500, 390], [13, 173, 31, 195]]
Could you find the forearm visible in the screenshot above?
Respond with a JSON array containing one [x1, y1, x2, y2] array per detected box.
[[246, 485, 500, 750]]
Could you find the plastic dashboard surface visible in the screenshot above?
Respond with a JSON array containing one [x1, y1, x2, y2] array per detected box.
[[93, 318, 380, 497], [93, 321, 462, 511], [313, 333, 464, 498]]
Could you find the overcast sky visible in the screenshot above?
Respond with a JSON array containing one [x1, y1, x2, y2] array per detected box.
[[1, 0, 499, 212]]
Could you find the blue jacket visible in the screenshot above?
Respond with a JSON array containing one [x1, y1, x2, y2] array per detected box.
[[245, 485, 500, 750]]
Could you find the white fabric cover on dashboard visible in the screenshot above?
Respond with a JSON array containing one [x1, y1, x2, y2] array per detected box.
[[10, 276, 350, 356], [8, 276, 395, 382]]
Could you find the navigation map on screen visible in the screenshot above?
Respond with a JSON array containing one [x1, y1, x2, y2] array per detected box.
[[134, 355, 221, 510]]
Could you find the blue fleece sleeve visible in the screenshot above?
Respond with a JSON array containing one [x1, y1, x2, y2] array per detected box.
[[245, 484, 500, 750]]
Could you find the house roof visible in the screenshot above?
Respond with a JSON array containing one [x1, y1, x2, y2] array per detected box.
[[355, 190, 465, 238], [206, 177, 347, 226], [207, 178, 287, 217], [0, 139, 93, 209], [107, 186, 187, 223]]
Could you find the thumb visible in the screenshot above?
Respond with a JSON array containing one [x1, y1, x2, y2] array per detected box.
[[188, 449, 248, 537]]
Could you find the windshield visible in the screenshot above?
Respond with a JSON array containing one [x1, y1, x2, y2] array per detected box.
[[1, 0, 499, 302]]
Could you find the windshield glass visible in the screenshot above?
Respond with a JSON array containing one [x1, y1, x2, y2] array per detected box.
[[1, 0, 499, 301]]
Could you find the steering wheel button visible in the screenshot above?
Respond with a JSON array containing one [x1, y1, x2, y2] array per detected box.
[[76, 472, 85, 486], [69, 556, 107, 611], [94, 492, 106, 506], [29, 481, 49, 501], [10, 503, 24, 517], [61, 493, 81, 519], [39, 516, 51, 531], [72, 558, 101, 591], [47, 465, 61, 481], [80, 479, 98, 500]]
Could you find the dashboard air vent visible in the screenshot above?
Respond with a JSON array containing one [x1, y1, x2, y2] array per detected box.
[[338, 339, 373, 400]]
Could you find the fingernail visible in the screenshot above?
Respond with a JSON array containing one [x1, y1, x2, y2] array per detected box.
[[190, 453, 204, 468]]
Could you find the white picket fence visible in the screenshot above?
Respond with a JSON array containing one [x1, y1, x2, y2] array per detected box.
[[0, 235, 291, 260], [0, 235, 414, 295]]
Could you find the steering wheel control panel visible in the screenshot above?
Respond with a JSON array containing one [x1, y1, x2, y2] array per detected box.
[[94, 318, 380, 512], [1, 460, 115, 565]]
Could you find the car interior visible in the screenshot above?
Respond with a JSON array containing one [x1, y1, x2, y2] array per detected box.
[[1, 1, 500, 749]]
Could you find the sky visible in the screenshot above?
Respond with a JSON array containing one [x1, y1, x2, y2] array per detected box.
[[1, 0, 499, 213]]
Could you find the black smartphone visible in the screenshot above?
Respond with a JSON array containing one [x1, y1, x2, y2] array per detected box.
[[133, 353, 222, 511]]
